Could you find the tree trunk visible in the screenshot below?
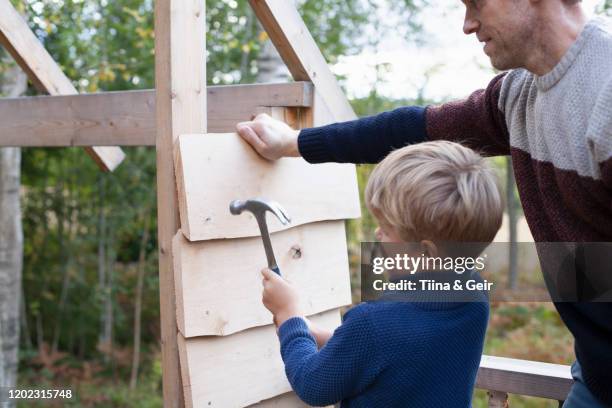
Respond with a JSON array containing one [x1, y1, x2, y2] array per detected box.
[[0, 56, 27, 398], [256, 40, 291, 83], [130, 206, 151, 389], [97, 175, 108, 359]]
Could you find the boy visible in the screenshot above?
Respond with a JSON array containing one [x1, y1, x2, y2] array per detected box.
[[261, 141, 503, 407]]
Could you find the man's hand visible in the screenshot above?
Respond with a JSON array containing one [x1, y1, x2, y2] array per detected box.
[[236, 113, 301, 161], [261, 268, 303, 327]]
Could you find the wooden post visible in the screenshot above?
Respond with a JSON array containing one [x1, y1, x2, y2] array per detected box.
[[154, 0, 206, 406], [487, 390, 509, 408]]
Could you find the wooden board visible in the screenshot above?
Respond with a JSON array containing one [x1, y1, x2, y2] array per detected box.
[[154, 0, 206, 406], [0, 0, 124, 171], [476, 355, 572, 401], [0, 83, 313, 147], [249, 0, 356, 122], [173, 220, 352, 337], [174, 133, 360, 241], [178, 309, 341, 408]]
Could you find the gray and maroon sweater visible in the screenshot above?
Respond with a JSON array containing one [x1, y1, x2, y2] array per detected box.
[[297, 17, 612, 405]]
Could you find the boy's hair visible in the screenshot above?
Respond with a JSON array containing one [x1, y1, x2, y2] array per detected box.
[[365, 141, 503, 242]]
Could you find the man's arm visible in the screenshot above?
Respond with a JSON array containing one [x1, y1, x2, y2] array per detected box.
[[426, 72, 510, 156], [237, 74, 510, 163], [298, 106, 427, 164]]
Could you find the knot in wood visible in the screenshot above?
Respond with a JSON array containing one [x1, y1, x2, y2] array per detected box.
[[290, 245, 302, 259]]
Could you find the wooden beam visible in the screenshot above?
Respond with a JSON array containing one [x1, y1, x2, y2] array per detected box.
[[476, 355, 573, 401], [249, 0, 356, 122], [154, 0, 206, 406], [174, 133, 360, 241], [0, 0, 124, 171], [0, 83, 313, 147]]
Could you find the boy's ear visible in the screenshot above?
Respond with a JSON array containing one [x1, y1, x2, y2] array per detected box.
[[420, 240, 439, 259]]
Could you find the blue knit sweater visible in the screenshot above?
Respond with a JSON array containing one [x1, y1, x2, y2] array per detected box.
[[278, 273, 489, 407]]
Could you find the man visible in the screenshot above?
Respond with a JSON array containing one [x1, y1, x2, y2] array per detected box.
[[236, 0, 612, 406]]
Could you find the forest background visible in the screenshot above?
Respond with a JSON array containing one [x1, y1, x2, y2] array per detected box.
[[0, 0, 610, 407]]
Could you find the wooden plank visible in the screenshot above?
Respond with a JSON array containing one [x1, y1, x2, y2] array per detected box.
[[0, 0, 124, 171], [154, 0, 206, 406], [173, 220, 352, 337], [476, 355, 573, 401], [249, 0, 356, 122], [174, 132, 360, 241], [179, 310, 341, 408], [0, 83, 313, 147]]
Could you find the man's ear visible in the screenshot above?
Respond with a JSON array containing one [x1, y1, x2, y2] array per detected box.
[[420, 240, 439, 259]]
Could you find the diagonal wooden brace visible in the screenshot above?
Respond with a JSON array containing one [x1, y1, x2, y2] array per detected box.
[[249, 0, 356, 123], [0, 0, 125, 172]]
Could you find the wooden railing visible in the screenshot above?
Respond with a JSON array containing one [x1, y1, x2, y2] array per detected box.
[[476, 355, 573, 407]]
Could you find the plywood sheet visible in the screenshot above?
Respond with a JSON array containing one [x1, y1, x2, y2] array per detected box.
[[179, 310, 341, 408], [173, 220, 352, 337], [174, 133, 360, 241]]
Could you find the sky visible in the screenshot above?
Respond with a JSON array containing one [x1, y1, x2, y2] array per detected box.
[[332, 0, 604, 102]]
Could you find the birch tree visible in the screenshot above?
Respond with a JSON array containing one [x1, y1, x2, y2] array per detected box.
[[0, 54, 27, 403]]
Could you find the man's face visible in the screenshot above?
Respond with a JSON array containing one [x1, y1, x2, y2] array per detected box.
[[461, 0, 536, 70]]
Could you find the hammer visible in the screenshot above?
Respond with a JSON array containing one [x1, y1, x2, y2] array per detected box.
[[229, 198, 291, 276]]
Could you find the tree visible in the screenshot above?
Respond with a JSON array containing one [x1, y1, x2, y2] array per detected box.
[[0, 50, 27, 405]]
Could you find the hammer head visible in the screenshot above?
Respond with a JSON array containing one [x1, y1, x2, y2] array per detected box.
[[229, 198, 291, 225]]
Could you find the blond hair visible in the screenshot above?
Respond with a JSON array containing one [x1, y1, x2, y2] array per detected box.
[[365, 141, 503, 242]]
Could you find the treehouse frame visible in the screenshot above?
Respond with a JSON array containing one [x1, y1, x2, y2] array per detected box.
[[0, 0, 573, 407]]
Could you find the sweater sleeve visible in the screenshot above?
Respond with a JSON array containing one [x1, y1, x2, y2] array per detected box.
[[298, 106, 427, 164], [586, 77, 612, 191], [278, 306, 383, 406], [297, 74, 510, 164], [426, 73, 511, 156]]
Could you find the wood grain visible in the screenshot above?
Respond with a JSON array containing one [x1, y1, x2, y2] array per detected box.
[[174, 132, 360, 241], [0, 0, 124, 171], [154, 0, 206, 406], [173, 220, 352, 337], [0, 83, 313, 147], [178, 310, 341, 408]]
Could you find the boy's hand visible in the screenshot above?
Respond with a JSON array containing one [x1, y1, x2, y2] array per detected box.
[[261, 268, 303, 327]]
